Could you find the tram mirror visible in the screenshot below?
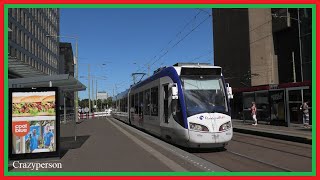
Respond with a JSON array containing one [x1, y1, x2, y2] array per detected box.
[[171, 83, 179, 99]]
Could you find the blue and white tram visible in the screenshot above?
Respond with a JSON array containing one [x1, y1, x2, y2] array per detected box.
[[112, 63, 233, 148]]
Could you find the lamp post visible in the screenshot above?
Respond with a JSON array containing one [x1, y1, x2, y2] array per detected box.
[[46, 34, 79, 141], [46, 35, 79, 122], [80, 73, 107, 112]]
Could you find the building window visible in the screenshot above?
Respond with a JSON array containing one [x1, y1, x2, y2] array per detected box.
[[16, 29, 20, 45], [9, 47, 15, 57], [16, 50, 20, 60], [21, 11, 24, 26], [12, 9, 16, 19], [17, 8, 20, 22], [20, 31, 24, 47], [289, 90, 302, 102], [255, 91, 270, 121]]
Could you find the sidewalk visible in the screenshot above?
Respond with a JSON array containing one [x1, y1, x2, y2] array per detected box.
[[232, 119, 312, 144]]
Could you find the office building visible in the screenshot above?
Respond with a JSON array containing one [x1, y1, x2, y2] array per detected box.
[[97, 91, 108, 100], [8, 8, 60, 78], [213, 8, 312, 126]]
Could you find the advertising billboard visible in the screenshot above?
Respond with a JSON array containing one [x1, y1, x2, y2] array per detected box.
[[9, 87, 60, 160]]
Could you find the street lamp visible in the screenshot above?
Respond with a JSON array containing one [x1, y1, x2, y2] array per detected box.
[[79, 63, 107, 113], [80, 75, 107, 112], [46, 34, 79, 124]]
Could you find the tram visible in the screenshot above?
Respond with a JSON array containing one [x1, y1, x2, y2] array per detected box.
[[112, 63, 233, 148]]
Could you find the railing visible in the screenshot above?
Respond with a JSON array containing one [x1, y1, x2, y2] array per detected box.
[[60, 112, 111, 123], [79, 111, 110, 119]]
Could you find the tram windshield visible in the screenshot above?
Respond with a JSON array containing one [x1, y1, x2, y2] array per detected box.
[[181, 75, 228, 117]]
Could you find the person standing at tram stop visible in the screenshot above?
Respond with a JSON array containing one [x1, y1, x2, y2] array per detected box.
[[300, 101, 310, 128], [250, 102, 258, 126]]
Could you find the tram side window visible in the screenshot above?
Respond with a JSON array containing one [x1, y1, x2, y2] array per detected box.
[[144, 89, 151, 115], [134, 93, 139, 114], [125, 97, 128, 112], [116, 100, 119, 111], [139, 91, 144, 116], [131, 95, 134, 109], [120, 99, 126, 112], [151, 86, 159, 116]]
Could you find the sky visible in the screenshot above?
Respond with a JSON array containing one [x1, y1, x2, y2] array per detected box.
[[60, 8, 214, 99]]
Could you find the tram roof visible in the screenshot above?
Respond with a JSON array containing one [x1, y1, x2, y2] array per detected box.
[[112, 89, 129, 101]]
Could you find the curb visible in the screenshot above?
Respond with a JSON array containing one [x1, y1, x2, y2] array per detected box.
[[233, 127, 312, 145]]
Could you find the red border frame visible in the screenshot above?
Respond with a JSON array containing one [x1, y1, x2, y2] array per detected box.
[[1, 0, 319, 179]]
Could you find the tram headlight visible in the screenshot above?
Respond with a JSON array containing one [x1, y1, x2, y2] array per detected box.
[[189, 123, 209, 132], [219, 121, 232, 131]]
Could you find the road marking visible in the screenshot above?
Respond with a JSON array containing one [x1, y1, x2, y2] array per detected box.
[[108, 119, 187, 172]]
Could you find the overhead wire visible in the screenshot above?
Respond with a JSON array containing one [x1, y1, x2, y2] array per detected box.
[[116, 9, 212, 94], [136, 10, 212, 74], [143, 13, 212, 73]]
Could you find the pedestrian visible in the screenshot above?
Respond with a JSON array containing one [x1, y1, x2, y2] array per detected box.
[[250, 102, 258, 126], [300, 101, 310, 128]]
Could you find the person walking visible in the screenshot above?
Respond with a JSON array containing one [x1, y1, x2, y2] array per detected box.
[[251, 102, 258, 126], [300, 101, 310, 128]]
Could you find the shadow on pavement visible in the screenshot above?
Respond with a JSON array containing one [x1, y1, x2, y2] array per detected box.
[[60, 135, 90, 158]]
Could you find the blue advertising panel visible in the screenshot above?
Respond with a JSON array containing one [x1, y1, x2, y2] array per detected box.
[[9, 87, 60, 160]]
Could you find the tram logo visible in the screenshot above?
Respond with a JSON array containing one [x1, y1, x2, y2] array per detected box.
[[198, 115, 225, 120]]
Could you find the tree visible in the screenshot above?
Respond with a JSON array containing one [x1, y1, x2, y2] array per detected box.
[[78, 99, 89, 108]]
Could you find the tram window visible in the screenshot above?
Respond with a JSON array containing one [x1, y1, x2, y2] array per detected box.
[[125, 97, 128, 112], [139, 91, 144, 116], [134, 93, 139, 114], [120, 99, 122, 112], [131, 95, 134, 108], [121, 98, 125, 112], [151, 86, 159, 116], [144, 89, 151, 115]]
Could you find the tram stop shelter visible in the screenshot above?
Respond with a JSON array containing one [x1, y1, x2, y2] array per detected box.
[[9, 74, 86, 141]]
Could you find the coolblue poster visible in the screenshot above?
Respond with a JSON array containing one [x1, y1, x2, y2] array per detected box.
[[9, 87, 60, 160]]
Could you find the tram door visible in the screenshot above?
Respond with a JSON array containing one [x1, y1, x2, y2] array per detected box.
[[163, 84, 169, 123]]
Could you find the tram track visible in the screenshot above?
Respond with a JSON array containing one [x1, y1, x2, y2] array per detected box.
[[234, 132, 312, 149], [225, 150, 293, 172], [192, 133, 312, 172], [231, 139, 312, 159]]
